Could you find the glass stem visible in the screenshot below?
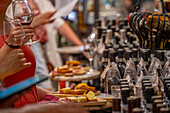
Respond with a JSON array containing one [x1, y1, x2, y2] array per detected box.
[[89, 59, 93, 71]]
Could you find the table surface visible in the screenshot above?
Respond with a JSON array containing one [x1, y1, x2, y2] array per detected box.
[[50, 70, 100, 81]]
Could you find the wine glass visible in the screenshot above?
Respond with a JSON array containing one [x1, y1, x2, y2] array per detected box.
[[3, 18, 26, 48], [12, 0, 38, 44], [83, 39, 96, 73]]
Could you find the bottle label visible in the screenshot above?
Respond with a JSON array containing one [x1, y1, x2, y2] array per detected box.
[[146, 103, 152, 110], [111, 85, 120, 97], [122, 104, 128, 112]]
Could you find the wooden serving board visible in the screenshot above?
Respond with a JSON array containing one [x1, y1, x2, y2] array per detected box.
[[78, 99, 107, 107], [47, 91, 101, 98], [47, 93, 83, 98], [60, 99, 107, 107], [96, 93, 114, 102]]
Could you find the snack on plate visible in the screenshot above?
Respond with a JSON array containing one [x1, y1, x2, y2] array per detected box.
[[66, 97, 87, 103], [87, 86, 95, 91], [75, 83, 88, 90], [73, 69, 86, 75], [51, 71, 63, 77], [66, 61, 81, 67], [64, 72, 74, 77], [86, 91, 96, 100], [75, 83, 95, 91], [47, 93, 74, 98], [70, 90, 86, 95], [59, 88, 71, 94], [57, 65, 72, 73]]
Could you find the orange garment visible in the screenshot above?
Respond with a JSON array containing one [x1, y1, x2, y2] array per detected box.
[[0, 36, 40, 108]]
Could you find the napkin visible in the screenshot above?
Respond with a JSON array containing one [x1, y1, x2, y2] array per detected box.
[[50, 0, 78, 20]]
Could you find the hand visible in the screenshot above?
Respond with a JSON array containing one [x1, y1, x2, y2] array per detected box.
[[31, 10, 57, 29], [8, 25, 34, 45], [22, 25, 34, 44], [0, 49, 31, 81], [18, 103, 89, 113]]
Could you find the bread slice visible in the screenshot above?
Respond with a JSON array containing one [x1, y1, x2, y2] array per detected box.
[[59, 88, 71, 94], [66, 97, 87, 103]]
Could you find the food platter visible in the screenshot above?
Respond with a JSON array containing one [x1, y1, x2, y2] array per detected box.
[[49, 61, 101, 81], [60, 98, 107, 107], [49, 70, 100, 81]]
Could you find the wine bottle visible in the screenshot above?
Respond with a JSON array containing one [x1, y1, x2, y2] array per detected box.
[[132, 48, 139, 68], [117, 49, 126, 78], [112, 97, 121, 113], [121, 88, 130, 113], [100, 49, 109, 93]]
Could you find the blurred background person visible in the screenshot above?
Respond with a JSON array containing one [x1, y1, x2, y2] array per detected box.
[[28, 0, 83, 89]]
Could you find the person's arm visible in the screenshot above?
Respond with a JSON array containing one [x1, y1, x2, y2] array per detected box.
[[57, 23, 83, 46], [36, 86, 51, 101], [31, 11, 56, 29]]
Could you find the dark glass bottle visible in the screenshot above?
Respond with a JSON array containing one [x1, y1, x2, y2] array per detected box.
[[144, 87, 155, 111], [117, 49, 126, 78], [132, 48, 139, 68], [156, 50, 165, 67], [129, 34, 134, 49], [142, 49, 150, 70], [100, 49, 109, 93], [109, 48, 116, 63], [121, 88, 130, 113], [127, 96, 137, 113], [112, 97, 121, 113], [105, 49, 120, 95]]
